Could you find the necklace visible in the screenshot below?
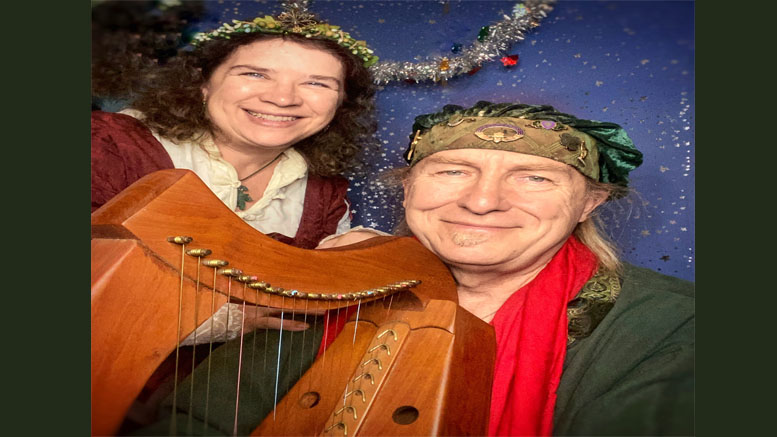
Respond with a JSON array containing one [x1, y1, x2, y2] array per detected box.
[[235, 153, 283, 211]]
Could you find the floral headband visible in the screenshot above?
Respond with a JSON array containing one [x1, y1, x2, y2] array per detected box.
[[191, 6, 378, 67]]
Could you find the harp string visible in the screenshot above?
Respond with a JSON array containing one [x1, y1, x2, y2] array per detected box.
[[159, 241, 414, 435], [316, 299, 333, 434], [334, 304, 342, 412], [202, 265, 219, 433], [322, 300, 332, 364], [186, 256, 203, 436], [386, 293, 395, 319], [285, 302, 297, 397], [304, 299, 321, 424], [342, 322, 373, 436], [223, 277, 233, 369], [352, 300, 362, 345], [299, 299, 310, 382], [338, 297, 365, 435], [328, 304, 356, 436], [169, 241, 187, 436], [272, 295, 286, 421], [247, 288, 260, 403], [232, 283, 250, 436]]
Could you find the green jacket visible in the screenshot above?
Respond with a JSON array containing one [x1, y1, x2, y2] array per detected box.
[[554, 264, 695, 436]]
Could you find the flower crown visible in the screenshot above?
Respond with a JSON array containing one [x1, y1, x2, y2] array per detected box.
[[191, 8, 379, 67]]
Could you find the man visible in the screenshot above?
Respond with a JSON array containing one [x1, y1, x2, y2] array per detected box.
[[387, 100, 694, 436], [132, 101, 693, 436]]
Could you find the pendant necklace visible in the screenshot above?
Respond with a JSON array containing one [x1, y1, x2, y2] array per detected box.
[[235, 153, 283, 211]]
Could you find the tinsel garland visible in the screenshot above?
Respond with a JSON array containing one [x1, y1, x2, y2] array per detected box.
[[369, 0, 556, 84], [283, 0, 557, 85]]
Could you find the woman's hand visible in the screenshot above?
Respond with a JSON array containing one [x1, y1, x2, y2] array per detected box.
[[181, 304, 326, 345], [316, 230, 386, 249], [242, 305, 326, 332]]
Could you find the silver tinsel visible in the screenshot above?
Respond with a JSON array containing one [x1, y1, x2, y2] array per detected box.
[[281, 0, 556, 85], [280, 0, 312, 14], [368, 0, 556, 84]]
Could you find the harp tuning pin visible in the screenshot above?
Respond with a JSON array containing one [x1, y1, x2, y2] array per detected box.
[[248, 281, 269, 290], [218, 268, 243, 277], [186, 248, 212, 257], [167, 236, 193, 245], [203, 259, 228, 268], [237, 275, 257, 283], [266, 286, 284, 295]]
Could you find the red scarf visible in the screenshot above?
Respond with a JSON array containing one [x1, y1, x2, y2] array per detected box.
[[318, 236, 597, 436], [317, 305, 357, 356], [488, 236, 597, 436]]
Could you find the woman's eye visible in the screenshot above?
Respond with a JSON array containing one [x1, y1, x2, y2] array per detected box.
[[306, 81, 332, 88], [242, 72, 267, 79]]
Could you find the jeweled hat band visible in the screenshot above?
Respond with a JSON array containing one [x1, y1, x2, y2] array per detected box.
[[405, 115, 600, 181]]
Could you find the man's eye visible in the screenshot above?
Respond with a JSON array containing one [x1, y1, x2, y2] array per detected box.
[[527, 176, 549, 183], [439, 170, 465, 176]]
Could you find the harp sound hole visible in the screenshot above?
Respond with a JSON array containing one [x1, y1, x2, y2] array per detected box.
[[392, 406, 419, 425], [298, 391, 321, 409]]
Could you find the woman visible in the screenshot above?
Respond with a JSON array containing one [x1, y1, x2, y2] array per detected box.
[[91, 15, 381, 417], [92, 23, 378, 250]]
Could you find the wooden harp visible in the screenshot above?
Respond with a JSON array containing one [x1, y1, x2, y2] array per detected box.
[[91, 169, 495, 436]]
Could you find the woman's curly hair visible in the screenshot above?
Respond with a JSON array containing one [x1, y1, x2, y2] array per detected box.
[[91, 1, 205, 105], [128, 32, 379, 177]]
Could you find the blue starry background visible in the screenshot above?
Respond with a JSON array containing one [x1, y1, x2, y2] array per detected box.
[[178, 0, 696, 281]]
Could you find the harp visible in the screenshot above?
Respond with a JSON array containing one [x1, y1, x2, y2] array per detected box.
[[91, 169, 495, 436]]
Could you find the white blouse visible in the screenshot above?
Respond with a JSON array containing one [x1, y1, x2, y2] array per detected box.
[[119, 109, 351, 238]]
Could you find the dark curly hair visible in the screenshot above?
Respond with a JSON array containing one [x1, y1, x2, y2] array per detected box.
[[127, 32, 378, 177], [91, 1, 205, 105]]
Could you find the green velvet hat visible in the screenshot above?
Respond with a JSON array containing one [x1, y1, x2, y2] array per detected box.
[[404, 101, 643, 187]]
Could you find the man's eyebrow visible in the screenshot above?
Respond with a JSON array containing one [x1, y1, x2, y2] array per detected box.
[[506, 163, 569, 173], [424, 156, 569, 172], [423, 156, 477, 166]]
